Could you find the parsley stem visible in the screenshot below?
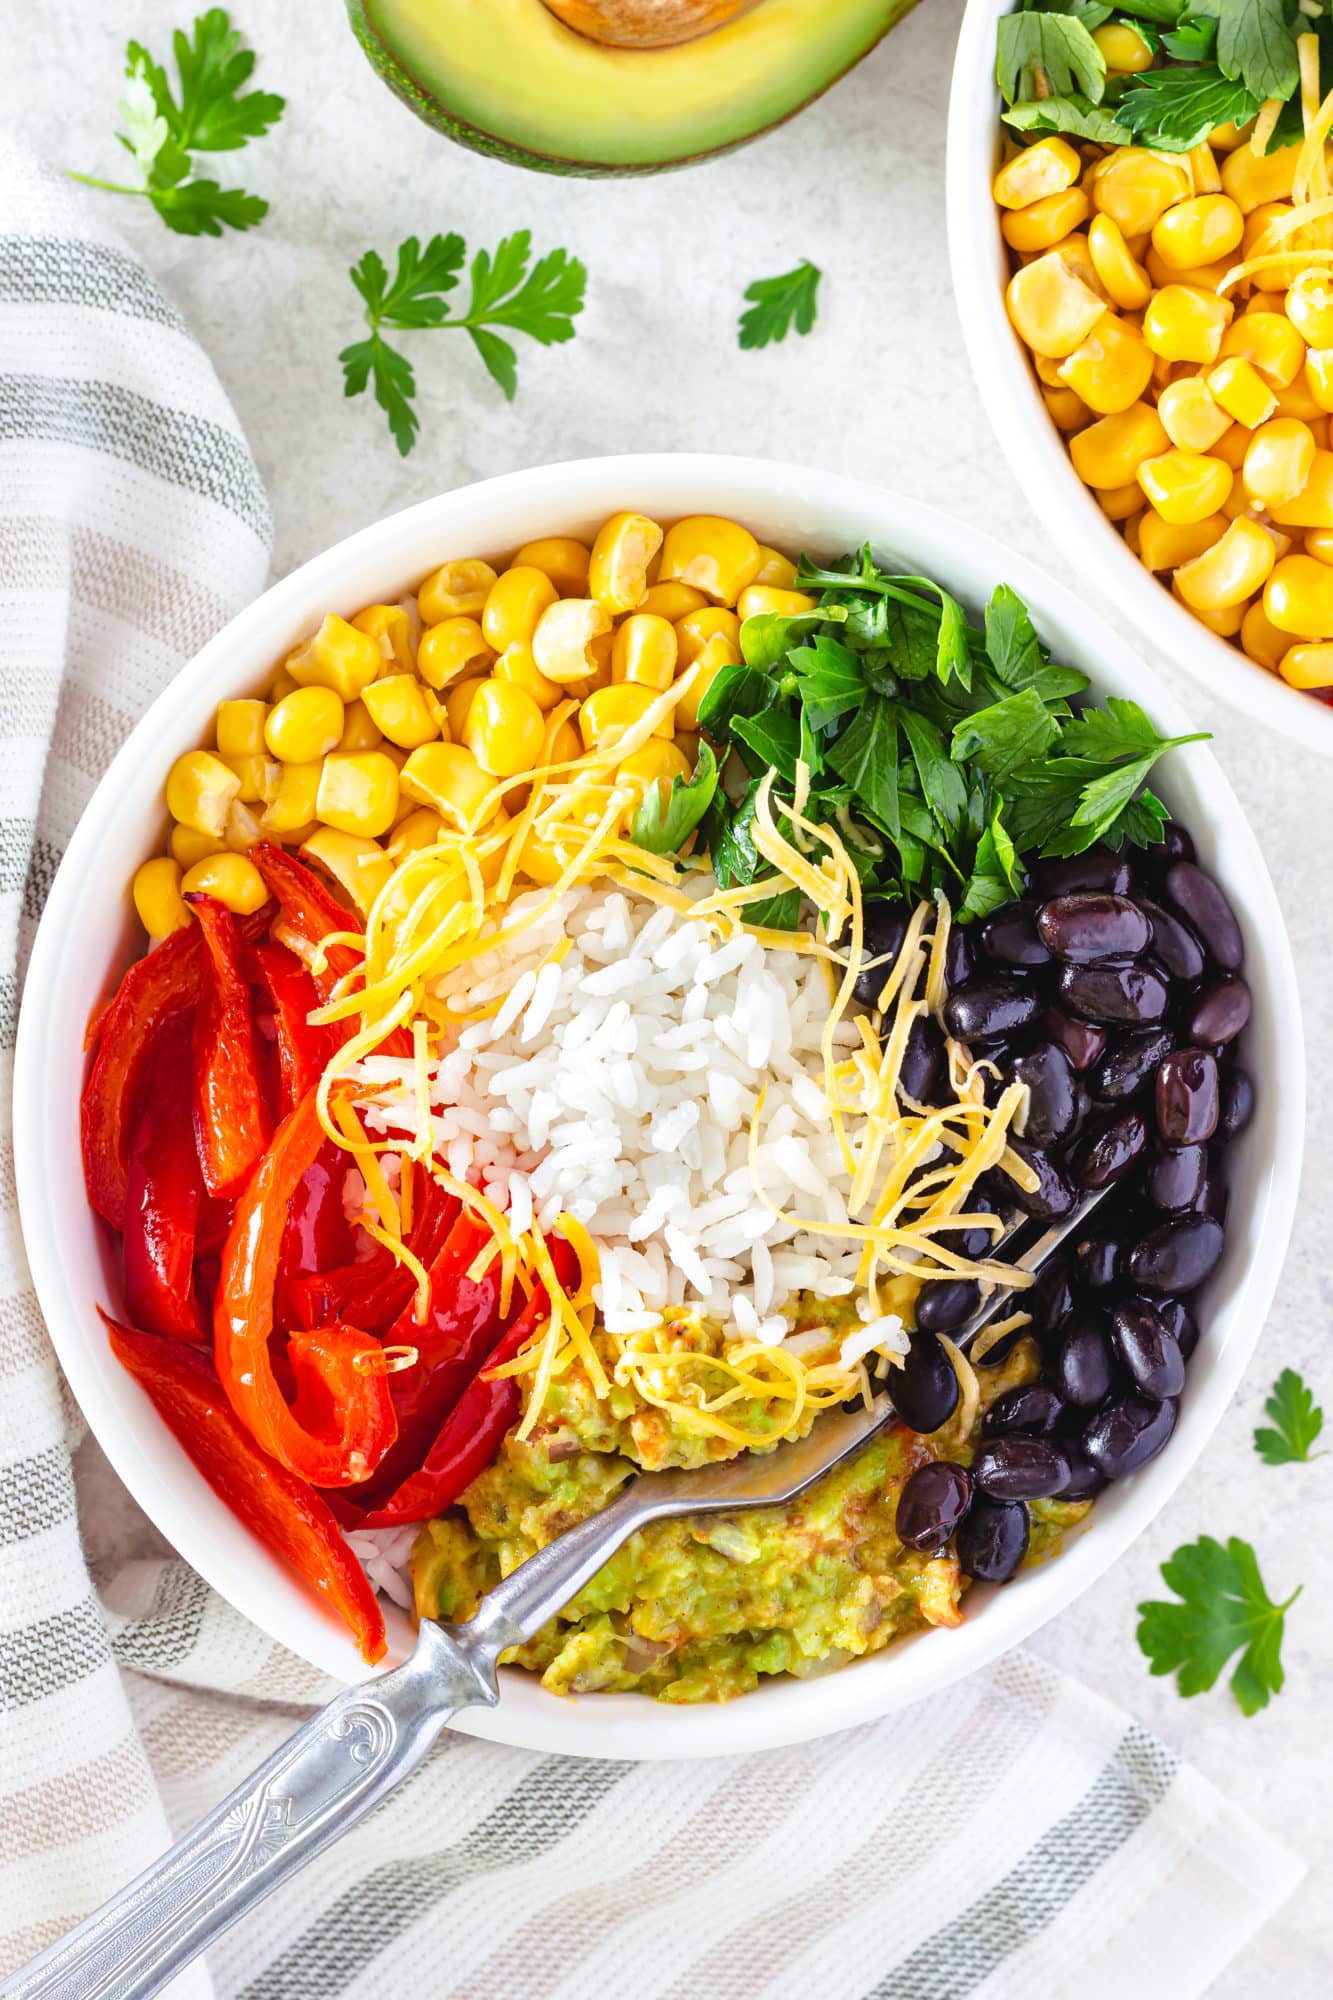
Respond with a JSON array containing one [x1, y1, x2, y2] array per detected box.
[[65, 171, 149, 199]]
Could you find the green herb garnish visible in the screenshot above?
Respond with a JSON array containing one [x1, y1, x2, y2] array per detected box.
[[1254, 1368, 1326, 1465], [1137, 1535, 1301, 1715], [68, 9, 283, 235], [627, 744, 720, 855], [739, 261, 822, 350]]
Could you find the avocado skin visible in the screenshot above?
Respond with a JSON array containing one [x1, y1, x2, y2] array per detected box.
[[344, 0, 922, 179]]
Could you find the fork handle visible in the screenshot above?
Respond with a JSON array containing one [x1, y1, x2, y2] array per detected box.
[[0, 1622, 496, 2000]]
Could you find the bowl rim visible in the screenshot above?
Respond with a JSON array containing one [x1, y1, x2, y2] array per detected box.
[[945, 0, 1333, 758], [13, 450, 1305, 1761]]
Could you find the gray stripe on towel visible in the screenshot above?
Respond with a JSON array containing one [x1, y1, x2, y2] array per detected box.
[[0, 235, 185, 329]]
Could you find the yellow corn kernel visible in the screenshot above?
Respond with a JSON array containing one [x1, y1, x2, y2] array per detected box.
[[1144, 247, 1235, 293], [1070, 401, 1170, 487], [351, 603, 414, 676], [1058, 312, 1153, 414], [170, 822, 224, 868], [1138, 511, 1228, 572], [1006, 248, 1106, 358], [218, 752, 279, 805], [286, 614, 381, 701], [1093, 19, 1153, 69], [1264, 551, 1333, 635], [1034, 351, 1069, 387], [165, 750, 241, 838], [1207, 355, 1278, 427], [1151, 193, 1244, 273], [1278, 640, 1333, 686], [1142, 285, 1234, 364], [588, 511, 664, 615], [215, 698, 268, 758], [418, 559, 497, 623], [658, 515, 761, 606], [180, 851, 269, 916], [1122, 510, 1145, 555], [1188, 143, 1222, 195], [1212, 422, 1251, 468], [617, 740, 692, 812], [222, 797, 260, 853], [418, 616, 492, 692], [545, 716, 583, 768], [1174, 583, 1246, 636], [512, 536, 591, 597], [578, 683, 662, 751], [1137, 449, 1234, 524], [676, 605, 742, 668], [752, 545, 798, 589], [1097, 481, 1144, 522], [481, 565, 559, 653], [736, 584, 818, 621], [1285, 270, 1333, 348], [133, 856, 190, 939], [1092, 150, 1192, 236], [1239, 202, 1306, 289], [1220, 138, 1300, 214], [1175, 516, 1276, 610], [612, 612, 678, 691], [444, 675, 486, 739], [1157, 376, 1231, 451], [640, 580, 709, 620], [1240, 597, 1290, 669], [1209, 119, 1253, 153], [299, 829, 395, 918], [265, 685, 344, 764], [532, 597, 614, 684], [356, 673, 437, 750], [259, 762, 322, 838], [993, 135, 1081, 209], [673, 634, 735, 730], [401, 742, 496, 832], [1218, 311, 1305, 389], [1220, 482, 1255, 521], [1269, 447, 1333, 524], [1087, 213, 1153, 311], [1050, 233, 1110, 300], [464, 680, 546, 778], [1307, 526, 1333, 564], [339, 698, 383, 752], [1043, 385, 1090, 432], [314, 751, 400, 838], [268, 669, 298, 703], [387, 807, 446, 862], [1304, 347, 1333, 413], [1242, 417, 1317, 507], [1273, 371, 1324, 421], [1001, 187, 1091, 254], [494, 642, 562, 711]]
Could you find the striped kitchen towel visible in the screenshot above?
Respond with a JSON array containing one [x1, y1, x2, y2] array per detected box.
[[0, 136, 1304, 2000]]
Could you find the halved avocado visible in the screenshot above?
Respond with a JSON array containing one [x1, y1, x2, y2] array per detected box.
[[346, 0, 919, 177]]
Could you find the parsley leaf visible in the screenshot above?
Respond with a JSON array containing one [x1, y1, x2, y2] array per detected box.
[[739, 260, 822, 349], [985, 583, 1089, 701], [1215, 0, 1301, 104], [996, 10, 1108, 105], [1254, 1368, 1326, 1466], [628, 743, 719, 856], [1118, 65, 1260, 151], [951, 686, 1062, 781], [340, 332, 419, 457], [827, 698, 901, 837], [1137, 1535, 1301, 1715], [456, 232, 587, 400], [1003, 94, 1133, 142], [70, 10, 283, 236], [790, 634, 867, 729], [1061, 695, 1200, 762]]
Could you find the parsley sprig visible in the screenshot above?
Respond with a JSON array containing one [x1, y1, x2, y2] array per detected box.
[[1254, 1367, 1326, 1465], [1137, 1535, 1301, 1715], [340, 230, 587, 455], [739, 261, 822, 349], [68, 9, 284, 236]]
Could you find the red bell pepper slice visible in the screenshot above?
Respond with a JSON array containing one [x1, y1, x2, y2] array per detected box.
[[215, 1082, 397, 1486], [105, 1313, 386, 1664], [248, 939, 335, 1118], [356, 1236, 579, 1528], [190, 895, 273, 1200], [251, 843, 412, 1057], [288, 1166, 456, 1334], [81, 924, 202, 1227], [275, 1142, 357, 1332], [121, 1019, 206, 1342]]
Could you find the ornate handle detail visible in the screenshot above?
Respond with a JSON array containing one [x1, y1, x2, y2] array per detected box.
[[0, 1623, 497, 2000]]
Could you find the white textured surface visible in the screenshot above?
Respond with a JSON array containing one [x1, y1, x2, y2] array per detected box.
[[4, 1, 1330, 1990]]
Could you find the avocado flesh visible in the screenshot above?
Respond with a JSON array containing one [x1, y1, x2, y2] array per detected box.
[[349, 0, 919, 175]]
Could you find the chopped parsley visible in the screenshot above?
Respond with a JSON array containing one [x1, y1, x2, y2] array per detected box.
[[739, 261, 822, 350], [1253, 1368, 1326, 1465], [1137, 1534, 1301, 1715]]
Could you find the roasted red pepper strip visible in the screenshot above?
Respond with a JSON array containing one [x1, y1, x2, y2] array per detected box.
[[289, 1168, 456, 1334], [357, 1237, 579, 1528], [105, 1312, 385, 1664], [275, 1143, 357, 1332], [190, 896, 273, 1199], [215, 1082, 396, 1486], [251, 843, 412, 1057], [247, 939, 335, 1118], [81, 924, 202, 1227], [121, 1019, 206, 1342]]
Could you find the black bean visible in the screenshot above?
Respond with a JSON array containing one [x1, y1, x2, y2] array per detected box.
[[1084, 1394, 1179, 1479], [915, 1279, 981, 1334], [1026, 1261, 1074, 1337], [1147, 1144, 1208, 1212], [900, 1014, 944, 1103], [1110, 1298, 1186, 1399], [1164, 861, 1243, 970], [1010, 1041, 1079, 1148], [1136, 897, 1205, 982], [984, 1384, 1065, 1438], [854, 898, 910, 1007], [1037, 892, 1151, 963], [1070, 1229, 1122, 1292], [1052, 1440, 1109, 1499], [1219, 1068, 1255, 1140], [1060, 961, 1170, 1026], [1187, 975, 1252, 1050], [1004, 1141, 1078, 1220], [934, 1224, 993, 1261], [981, 901, 1052, 969], [1157, 1298, 1199, 1362], [1034, 846, 1133, 899], [1092, 1026, 1176, 1103], [957, 1497, 1030, 1581], [1053, 1314, 1115, 1406], [891, 1331, 960, 1433], [895, 1460, 973, 1553], [1127, 1215, 1225, 1293], [1076, 1111, 1147, 1188], [1198, 1173, 1229, 1223], [944, 924, 975, 991], [1044, 1006, 1108, 1072], [1156, 1047, 1219, 1145], [944, 977, 1043, 1043], [1155, 820, 1196, 869], [973, 1436, 1072, 1501]]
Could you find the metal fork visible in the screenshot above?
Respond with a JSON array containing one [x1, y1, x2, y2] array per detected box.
[[2, 1189, 1104, 2000]]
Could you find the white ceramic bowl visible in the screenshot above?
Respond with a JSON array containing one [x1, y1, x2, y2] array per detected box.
[[14, 453, 1303, 1760], [947, 0, 1333, 757]]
